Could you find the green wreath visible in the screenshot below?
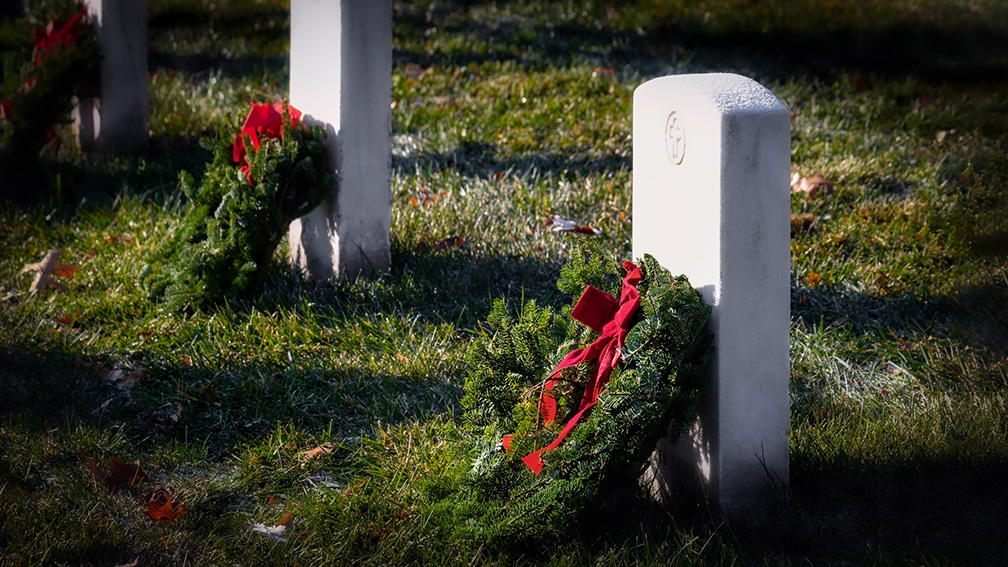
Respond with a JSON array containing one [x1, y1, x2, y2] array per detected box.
[[142, 101, 334, 312], [0, 0, 99, 182], [454, 247, 712, 544]]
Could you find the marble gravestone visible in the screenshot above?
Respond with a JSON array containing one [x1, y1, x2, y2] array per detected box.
[[287, 0, 393, 280], [632, 73, 791, 516], [73, 0, 148, 153]]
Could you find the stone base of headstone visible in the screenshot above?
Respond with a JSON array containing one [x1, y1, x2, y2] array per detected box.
[[633, 73, 791, 518], [287, 0, 392, 280], [73, 0, 148, 154]]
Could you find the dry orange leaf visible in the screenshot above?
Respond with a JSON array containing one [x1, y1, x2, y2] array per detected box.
[[791, 172, 835, 198], [144, 486, 187, 522], [805, 272, 823, 287], [298, 442, 335, 462], [20, 249, 79, 294], [80, 449, 148, 493]]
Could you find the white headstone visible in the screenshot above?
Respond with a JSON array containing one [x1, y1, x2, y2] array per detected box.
[[632, 73, 790, 515], [288, 0, 392, 280], [73, 0, 148, 153]]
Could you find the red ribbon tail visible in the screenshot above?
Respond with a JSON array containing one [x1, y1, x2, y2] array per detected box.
[[522, 451, 545, 474], [519, 401, 598, 474]]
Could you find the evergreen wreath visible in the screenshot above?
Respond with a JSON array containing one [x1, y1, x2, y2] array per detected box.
[[453, 246, 712, 544], [142, 101, 334, 312], [0, 0, 98, 174]]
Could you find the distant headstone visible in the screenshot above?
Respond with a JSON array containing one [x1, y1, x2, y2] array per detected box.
[[73, 0, 148, 153], [287, 0, 392, 280], [632, 73, 791, 515]]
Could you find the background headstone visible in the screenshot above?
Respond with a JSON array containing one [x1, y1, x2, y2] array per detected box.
[[287, 0, 393, 280], [73, 0, 148, 153], [633, 73, 791, 515]]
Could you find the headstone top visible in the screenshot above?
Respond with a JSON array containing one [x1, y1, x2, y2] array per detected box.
[[648, 73, 786, 115]]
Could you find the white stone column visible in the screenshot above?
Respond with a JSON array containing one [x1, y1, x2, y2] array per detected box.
[[74, 0, 148, 153], [288, 0, 392, 280], [633, 73, 791, 516]]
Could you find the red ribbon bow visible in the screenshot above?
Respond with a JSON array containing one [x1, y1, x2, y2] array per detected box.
[[232, 101, 303, 182], [33, 9, 87, 67], [503, 261, 643, 474]]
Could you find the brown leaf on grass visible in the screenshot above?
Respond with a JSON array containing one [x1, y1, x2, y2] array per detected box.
[[245, 513, 308, 543], [546, 214, 603, 236], [99, 365, 149, 393], [434, 235, 463, 250], [790, 213, 818, 232], [805, 272, 823, 287], [404, 62, 433, 80], [417, 235, 463, 251], [298, 442, 335, 462], [151, 403, 183, 426], [80, 449, 148, 493], [20, 249, 79, 294], [791, 172, 835, 198], [144, 486, 187, 522]]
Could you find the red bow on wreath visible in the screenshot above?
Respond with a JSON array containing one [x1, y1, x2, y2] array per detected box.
[[233, 101, 303, 182], [1, 9, 88, 123], [33, 8, 87, 66], [503, 261, 643, 474]]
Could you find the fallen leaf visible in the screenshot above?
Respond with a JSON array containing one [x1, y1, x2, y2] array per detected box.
[[298, 442, 335, 462], [144, 486, 187, 522], [936, 129, 957, 143], [151, 403, 183, 425], [80, 449, 148, 493], [873, 273, 894, 295], [404, 62, 432, 80], [20, 249, 79, 294], [791, 172, 835, 198], [790, 213, 817, 232], [546, 214, 603, 236], [99, 365, 149, 393], [113, 559, 138, 567], [434, 235, 463, 250], [55, 313, 73, 325], [245, 513, 296, 543], [805, 272, 823, 287]]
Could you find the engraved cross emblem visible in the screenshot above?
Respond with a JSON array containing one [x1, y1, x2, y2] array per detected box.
[[665, 111, 685, 165]]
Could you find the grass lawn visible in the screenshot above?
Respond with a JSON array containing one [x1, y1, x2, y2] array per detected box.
[[2, 0, 1008, 564]]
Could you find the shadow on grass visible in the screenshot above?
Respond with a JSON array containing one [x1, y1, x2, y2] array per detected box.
[[0, 135, 210, 207], [393, 141, 630, 181], [394, 0, 1008, 85], [147, 1, 288, 79], [0, 345, 457, 457], [246, 239, 569, 331], [732, 456, 1008, 565]]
